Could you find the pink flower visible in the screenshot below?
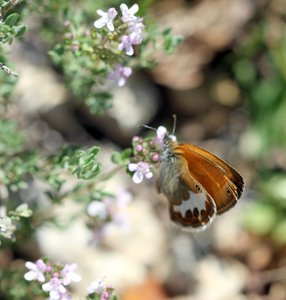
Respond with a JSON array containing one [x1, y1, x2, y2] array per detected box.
[[128, 161, 153, 183], [61, 263, 81, 286], [151, 153, 160, 162], [42, 277, 67, 300], [65, 32, 73, 39], [94, 8, 118, 31], [135, 144, 143, 152], [108, 64, 132, 87], [24, 259, 47, 282], [101, 291, 110, 300], [120, 3, 139, 23], [132, 136, 140, 143], [70, 43, 79, 52], [118, 35, 134, 56], [64, 20, 71, 28]]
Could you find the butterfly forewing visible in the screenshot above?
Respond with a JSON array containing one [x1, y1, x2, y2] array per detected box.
[[174, 143, 244, 214]]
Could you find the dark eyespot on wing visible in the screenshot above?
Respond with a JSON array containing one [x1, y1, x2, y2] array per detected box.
[[169, 190, 217, 232]]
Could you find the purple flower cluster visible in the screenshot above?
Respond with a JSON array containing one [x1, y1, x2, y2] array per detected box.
[[128, 126, 176, 184], [87, 188, 132, 244], [24, 259, 81, 300], [94, 3, 144, 87], [117, 4, 144, 56]]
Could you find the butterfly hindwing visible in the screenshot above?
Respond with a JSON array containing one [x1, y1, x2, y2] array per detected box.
[[157, 154, 217, 231]]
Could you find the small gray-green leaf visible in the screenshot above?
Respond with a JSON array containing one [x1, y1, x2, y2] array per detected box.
[[14, 25, 27, 37], [4, 13, 19, 26]]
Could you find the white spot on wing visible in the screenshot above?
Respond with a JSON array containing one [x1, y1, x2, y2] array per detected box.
[[173, 191, 207, 218], [170, 190, 217, 232]]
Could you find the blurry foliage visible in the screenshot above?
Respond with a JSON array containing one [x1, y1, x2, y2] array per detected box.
[[0, 119, 37, 191], [52, 145, 101, 180], [0, 1, 27, 44], [0, 266, 42, 300], [227, 5, 286, 243], [0, 1, 25, 97], [0, 70, 17, 103]]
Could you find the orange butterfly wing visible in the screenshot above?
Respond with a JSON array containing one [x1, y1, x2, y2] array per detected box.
[[174, 143, 244, 214]]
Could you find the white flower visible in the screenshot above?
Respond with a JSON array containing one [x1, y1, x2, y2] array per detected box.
[[42, 278, 67, 300], [153, 126, 176, 148], [87, 278, 106, 294], [87, 201, 107, 219], [129, 29, 143, 45], [24, 259, 47, 282], [127, 17, 144, 44], [0, 216, 15, 239], [94, 8, 118, 31], [153, 126, 167, 147], [120, 3, 139, 23], [61, 263, 81, 286], [157, 126, 168, 140], [128, 161, 153, 184]]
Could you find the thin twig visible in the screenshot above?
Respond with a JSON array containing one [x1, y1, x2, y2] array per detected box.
[[0, 62, 19, 77]]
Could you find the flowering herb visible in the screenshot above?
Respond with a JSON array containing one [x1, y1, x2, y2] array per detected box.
[[24, 259, 117, 300], [24, 260, 81, 300], [87, 278, 115, 300], [93, 3, 145, 86], [127, 126, 174, 184], [87, 188, 132, 245]]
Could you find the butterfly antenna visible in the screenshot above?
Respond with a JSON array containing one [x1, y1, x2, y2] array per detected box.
[[171, 114, 177, 135], [137, 124, 156, 131]]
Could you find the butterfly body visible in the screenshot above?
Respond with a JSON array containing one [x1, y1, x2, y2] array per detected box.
[[157, 137, 244, 231]]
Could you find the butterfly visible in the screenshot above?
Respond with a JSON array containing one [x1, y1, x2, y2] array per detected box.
[[155, 121, 244, 232]]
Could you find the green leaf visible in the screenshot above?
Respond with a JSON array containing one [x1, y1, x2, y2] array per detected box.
[[60, 146, 102, 180], [4, 13, 19, 27], [162, 28, 183, 54], [112, 148, 132, 166], [14, 203, 33, 218], [14, 25, 27, 37]]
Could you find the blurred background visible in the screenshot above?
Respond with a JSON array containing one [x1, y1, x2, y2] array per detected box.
[[2, 0, 286, 299]]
